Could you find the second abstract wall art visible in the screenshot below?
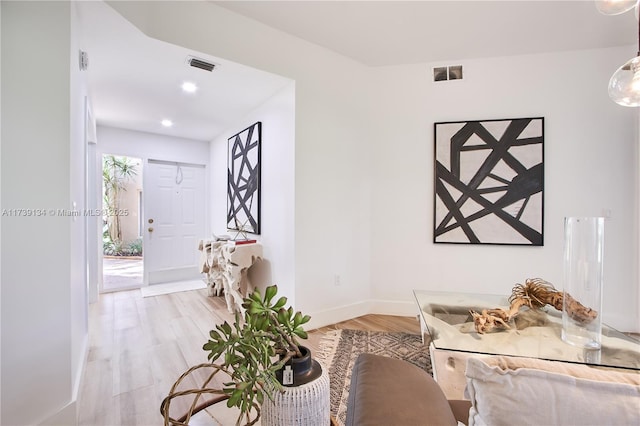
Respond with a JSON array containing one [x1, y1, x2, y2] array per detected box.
[[434, 117, 544, 246]]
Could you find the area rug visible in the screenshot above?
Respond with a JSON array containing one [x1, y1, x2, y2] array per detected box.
[[140, 279, 206, 297], [316, 329, 432, 425]]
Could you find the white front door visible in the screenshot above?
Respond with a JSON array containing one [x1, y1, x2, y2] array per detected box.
[[145, 160, 206, 285]]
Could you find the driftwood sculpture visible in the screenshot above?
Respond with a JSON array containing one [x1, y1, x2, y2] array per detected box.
[[470, 278, 598, 334]]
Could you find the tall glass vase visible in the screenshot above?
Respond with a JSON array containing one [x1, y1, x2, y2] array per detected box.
[[561, 217, 604, 349]]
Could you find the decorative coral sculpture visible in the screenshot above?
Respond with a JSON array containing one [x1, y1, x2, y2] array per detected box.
[[470, 278, 598, 334]]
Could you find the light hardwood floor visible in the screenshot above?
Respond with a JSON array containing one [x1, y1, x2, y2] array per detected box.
[[77, 288, 419, 425]]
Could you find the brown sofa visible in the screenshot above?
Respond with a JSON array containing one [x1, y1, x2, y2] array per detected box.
[[346, 353, 471, 426]]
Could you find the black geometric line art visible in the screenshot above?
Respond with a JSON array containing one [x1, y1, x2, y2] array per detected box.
[[434, 117, 544, 245], [227, 122, 261, 234]]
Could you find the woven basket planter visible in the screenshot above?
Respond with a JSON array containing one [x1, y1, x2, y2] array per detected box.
[[262, 364, 330, 426]]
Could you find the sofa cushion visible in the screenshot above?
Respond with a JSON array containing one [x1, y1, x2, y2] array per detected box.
[[465, 356, 640, 426], [346, 353, 462, 426]]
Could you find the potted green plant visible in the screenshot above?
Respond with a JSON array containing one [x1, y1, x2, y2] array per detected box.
[[201, 284, 321, 425]]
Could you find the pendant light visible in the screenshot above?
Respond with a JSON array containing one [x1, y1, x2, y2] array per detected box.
[[596, 0, 637, 15], [608, 10, 640, 106]]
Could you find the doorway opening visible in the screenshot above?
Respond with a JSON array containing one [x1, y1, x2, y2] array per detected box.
[[144, 159, 206, 287], [101, 153, 143, 292]]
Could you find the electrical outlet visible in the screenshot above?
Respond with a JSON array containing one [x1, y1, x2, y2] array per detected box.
[[334, 274, 341, 286]]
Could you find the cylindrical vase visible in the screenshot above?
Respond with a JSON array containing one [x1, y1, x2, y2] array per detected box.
[[561, 217, 604, 349]]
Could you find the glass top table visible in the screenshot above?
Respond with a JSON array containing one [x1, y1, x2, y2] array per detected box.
[[413, 289, 640, 371]]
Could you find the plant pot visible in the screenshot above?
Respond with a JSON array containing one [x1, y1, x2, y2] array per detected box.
[[276, 345, 323, 387], [263, 357, 330, 426]]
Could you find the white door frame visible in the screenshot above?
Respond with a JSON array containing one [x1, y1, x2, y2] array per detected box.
[[85, 97, 99, 303]]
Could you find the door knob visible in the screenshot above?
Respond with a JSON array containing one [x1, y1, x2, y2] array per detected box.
[[148, 227, 154, 233], [148, 218, 154, 224]]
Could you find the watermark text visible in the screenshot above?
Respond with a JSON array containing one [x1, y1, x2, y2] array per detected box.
[[2, 208, 130, 217]]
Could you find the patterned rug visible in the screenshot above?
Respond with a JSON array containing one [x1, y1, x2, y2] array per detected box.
[[316, 329, 432, 425]]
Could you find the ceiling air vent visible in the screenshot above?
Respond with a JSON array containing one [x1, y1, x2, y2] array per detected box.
[[187, 56, 216, 72]]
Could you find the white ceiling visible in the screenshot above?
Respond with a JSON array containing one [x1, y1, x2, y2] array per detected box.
[[79, 1, 637, 142], [77, 1, 292, 142], [216, 1, 637, 66]]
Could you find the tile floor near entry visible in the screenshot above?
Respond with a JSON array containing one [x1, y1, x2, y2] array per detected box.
[[103, 256, 143, 292]]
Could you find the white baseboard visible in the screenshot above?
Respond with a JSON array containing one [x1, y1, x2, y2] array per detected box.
[[73, 334, 89, 404], [306, 299, 418, 330], [368, 299, 417, 317], [42, 333, 89, 426], [32, 321, 88, 425], [306, 300, 371, 330], [39, 401, 77, 426]]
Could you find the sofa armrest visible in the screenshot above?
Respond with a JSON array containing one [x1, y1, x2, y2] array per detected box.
[[448, 400, 472, 425], [346, 353, 463, 426]]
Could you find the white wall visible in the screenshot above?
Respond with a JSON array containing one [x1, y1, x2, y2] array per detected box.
[[210, 82, 296, 302], [109, 2, 639, 332], [110, 1, 376, 328], [0, 4, 634, 425], [1, 2, 87, 424], [69, 2, 90, 419], [369, 46, 639, 331], [0, 2, 4, 422], [636, 109, 640, 332], [96, 126, 210, 165]]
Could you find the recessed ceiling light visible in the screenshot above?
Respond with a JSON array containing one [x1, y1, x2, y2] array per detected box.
[[181, 82, 198, 93], [161, 119, 173, 127]]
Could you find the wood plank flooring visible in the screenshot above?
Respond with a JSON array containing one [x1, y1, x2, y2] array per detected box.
[[77, 288, 419, 425]]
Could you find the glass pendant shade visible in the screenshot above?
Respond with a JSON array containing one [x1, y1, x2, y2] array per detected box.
[[596, 0, 637, 15], [609, 56, 640, 106]]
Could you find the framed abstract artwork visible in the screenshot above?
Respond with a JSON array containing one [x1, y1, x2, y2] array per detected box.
[[227, 122, 261, 234], [434, 117, 544, 245]]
